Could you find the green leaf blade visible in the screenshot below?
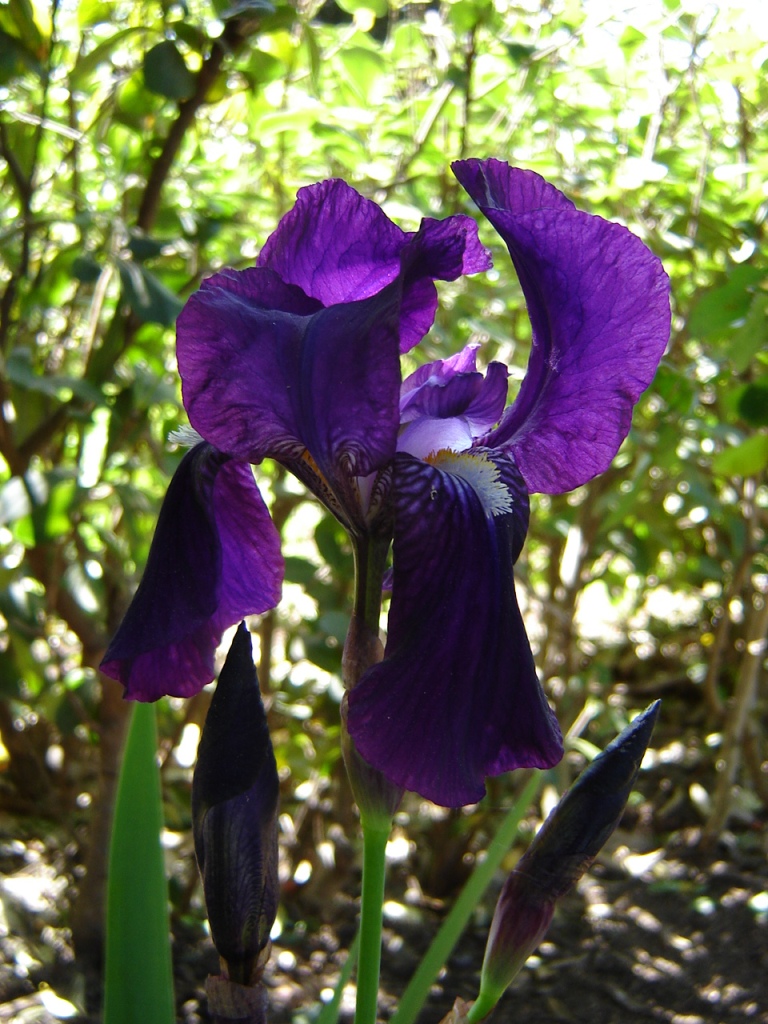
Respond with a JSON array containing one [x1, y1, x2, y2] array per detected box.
[[104, 702, 175, 1024]]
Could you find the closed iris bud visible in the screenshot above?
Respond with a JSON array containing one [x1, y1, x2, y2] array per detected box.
[[192, 623, 280, 1004], [469, 701, 660, 1022]]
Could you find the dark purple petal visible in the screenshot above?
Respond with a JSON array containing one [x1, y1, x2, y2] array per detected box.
[[193, 624, 279, 980], [397, 217, 492, 353], [257, 179, 491, 352], [177, 271, 403, 521], [257, 179, 407, 304], [454, 157, 575, 223], [464, 361, 509, 431], [400, 348, 508, 428], [400, 345, 481, 406], [100, 444, 283, 700], [396, 277, 440, 355], [453, 158, 671, 494], [200, 265, 323, 316], [347, 451, 562, 807], [400, 362, 484, 425], [401, 371, 484, 422], [407, 215, 493, 279]]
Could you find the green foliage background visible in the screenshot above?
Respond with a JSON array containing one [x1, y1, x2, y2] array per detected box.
[[0, 0, 766, 986]]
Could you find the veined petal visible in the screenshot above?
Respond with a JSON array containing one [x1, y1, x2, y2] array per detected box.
[[396, 217, 492, 353], [100, 444, 283, 700], [400, 366, 484, 424], [257, 179, 491, 352], [453, 158, 671, 494], [178, 271, 403, 522], [257, 179, 407, 305], [407, 215, 493, 280], [453, 157, 575, 223], [347, 451, 562, 807], [398, 349, 509, 459], [400, 345, 481, 408]]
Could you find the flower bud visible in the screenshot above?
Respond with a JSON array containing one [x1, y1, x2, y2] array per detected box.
[[192, 623, 280, 992], [470, 702, 660, 1021]]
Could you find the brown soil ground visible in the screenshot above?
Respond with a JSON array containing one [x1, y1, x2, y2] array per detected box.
[[1, 768, 766, 1023]]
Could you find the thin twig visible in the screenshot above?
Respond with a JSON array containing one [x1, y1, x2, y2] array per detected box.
[[137, 15, 256, 233], [702, 594, 768, 845]]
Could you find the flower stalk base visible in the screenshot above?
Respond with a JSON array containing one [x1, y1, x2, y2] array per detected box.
[[206, 973, 268, 1023]]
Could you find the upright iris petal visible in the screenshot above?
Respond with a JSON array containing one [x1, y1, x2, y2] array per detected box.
[[452, 158, 671, 494], [101, 444, 283, 700], [398, 347, 509, 460], [257, 179, 491, 353], [178, 273, 404, 530]]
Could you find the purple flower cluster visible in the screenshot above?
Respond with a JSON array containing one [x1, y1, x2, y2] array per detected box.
[[101, 159, 670, 808]]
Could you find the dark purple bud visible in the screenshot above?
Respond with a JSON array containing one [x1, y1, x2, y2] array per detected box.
[[192, 623, 279, 991], [470, 702, 660, 1021]]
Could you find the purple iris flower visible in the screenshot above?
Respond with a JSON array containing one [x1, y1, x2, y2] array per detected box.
[[101, 159, 670, 808]]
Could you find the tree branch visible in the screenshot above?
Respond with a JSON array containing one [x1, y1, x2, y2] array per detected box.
[[136, 16, 256, 233]]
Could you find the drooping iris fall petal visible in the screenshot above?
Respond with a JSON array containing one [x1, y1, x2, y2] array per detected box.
[[452, 158, 671, 494], [347, 450, 563, 807], [100, 444, 283, 700]]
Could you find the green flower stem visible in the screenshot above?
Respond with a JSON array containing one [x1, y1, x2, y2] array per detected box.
[[356, 824, 390, 1024], [465, 986, 499, 1023], [345, 533, 395, 1024], [355, 534, 390, 635], [389, 771, 544, 1024]]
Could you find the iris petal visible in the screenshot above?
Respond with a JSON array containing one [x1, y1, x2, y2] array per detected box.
[[400, 357, 508, 428], [398, 350, 509, 460], [100, 444, 283, 700], [397, 217, 493, 353], [347, 451, 562, 807], [257, 178, 491, 352], [257, 179, 407, 304], [400, 368, 484, 423], [178, 273, 403, 524], [453, 158, 671, 494], [400, 346, 481, 411]]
